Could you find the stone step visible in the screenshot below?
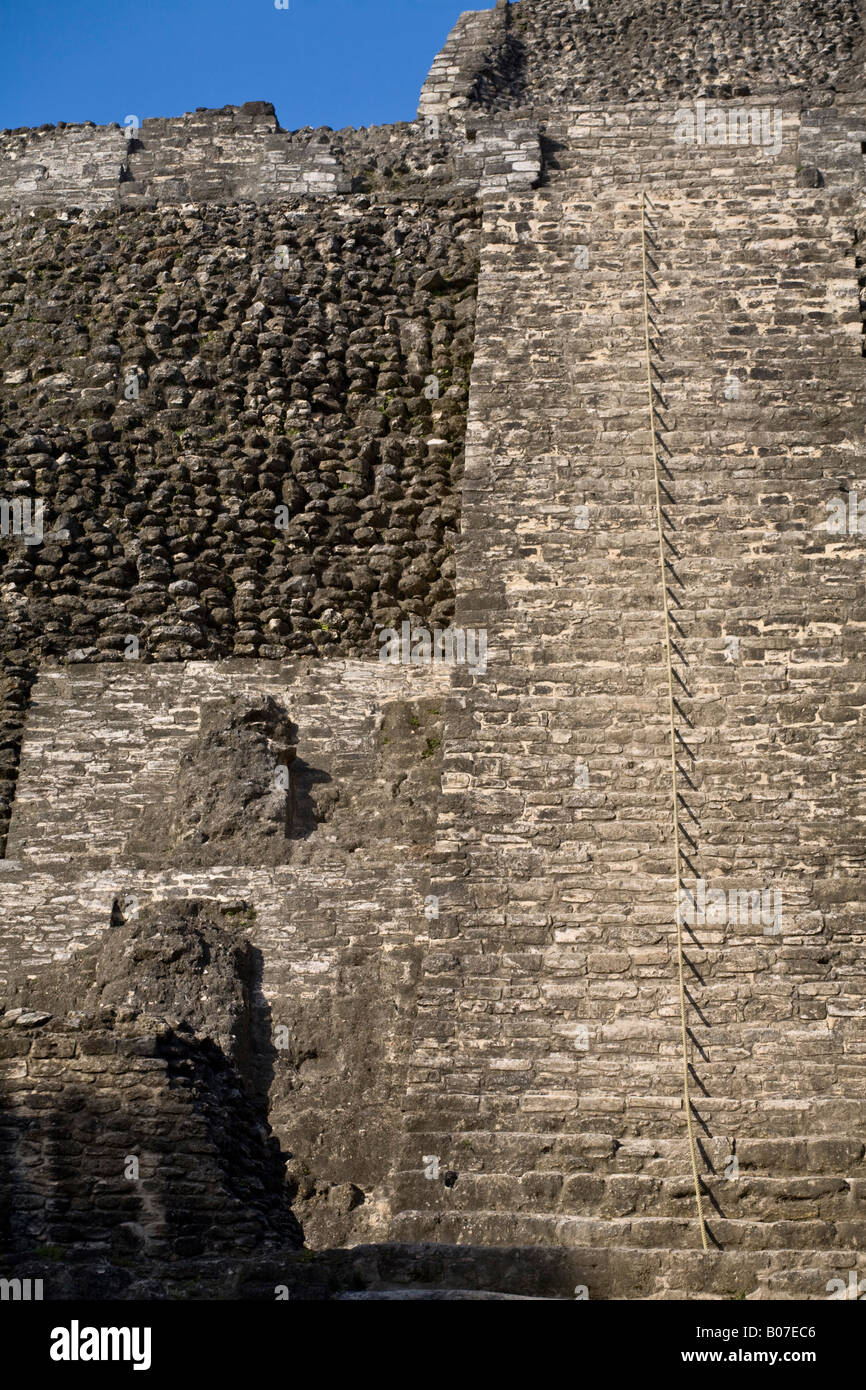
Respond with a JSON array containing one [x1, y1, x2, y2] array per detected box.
[[390, 1210, 866, 1252], [241, 1241, 866, 1301], [402, 1099, 866, 1138], [391, 1170, 866, 1222], [427, 1074, 866, 1105], [396, 1133, 866, 1178]]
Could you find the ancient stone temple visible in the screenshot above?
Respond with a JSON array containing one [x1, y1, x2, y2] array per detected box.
[[0, 0, 864, 1300]]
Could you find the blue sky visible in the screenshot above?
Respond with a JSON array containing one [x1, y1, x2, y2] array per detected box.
[[0, 0, 493, 132]]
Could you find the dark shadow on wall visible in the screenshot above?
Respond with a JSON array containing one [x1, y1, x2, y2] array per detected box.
[[155, 1025, 302, 1259], [243, 943, 278, 1120], [0, 1074, 141, 1299], [0, 899, 304, 1295], [0, 1020, 302, 1297], [129, 696, 335, 866], [0, 1066, 40, 1259], [0, 658, 37, 859], [288, 758, 335, 842]]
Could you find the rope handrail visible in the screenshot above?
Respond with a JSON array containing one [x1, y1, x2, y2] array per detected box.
[[640, 190, 709, 1253]]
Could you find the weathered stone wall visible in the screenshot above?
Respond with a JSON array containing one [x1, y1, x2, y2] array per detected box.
[[0, 193, 479, 849], [419, 2, 520, 122], [1, 659, 449, 873], [0, 197, 477, 664], [0, 657, 451, 1246], [0, 104, 392, 209], [0, 101, 543, 210], [538, 102, 865, 189], [0, 903, 303, 1297], [420, 0, 866, 117]]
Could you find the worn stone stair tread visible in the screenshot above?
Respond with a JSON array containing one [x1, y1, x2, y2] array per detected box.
[[392, 1208, 866, 1248]]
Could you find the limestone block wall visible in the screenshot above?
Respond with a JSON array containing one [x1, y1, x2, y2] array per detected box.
[[0, 103, 543, 211], [390, 115, 866, 1253], [455, 120, 543, 194], [0, 104, 322, 209], [418, 3, 514, 122], [441, 100, 866, 196], [0, 898, 308, 1290], [0, 657, 452, 1244], [3, 659, 450, 869], [0, 104, 349, 210], [0, 119, 124, 206]]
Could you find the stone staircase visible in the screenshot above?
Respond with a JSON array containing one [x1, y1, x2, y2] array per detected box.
[[387, 135, 866, 1295]]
